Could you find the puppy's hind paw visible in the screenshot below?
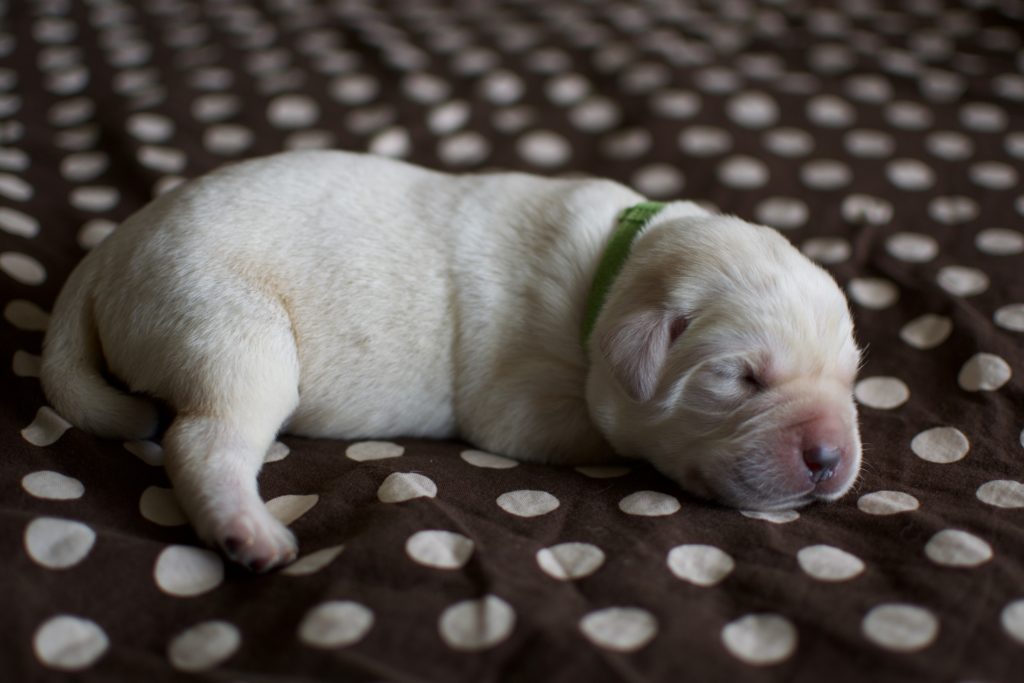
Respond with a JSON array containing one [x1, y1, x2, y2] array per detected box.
[[215, 512, 298, 572]]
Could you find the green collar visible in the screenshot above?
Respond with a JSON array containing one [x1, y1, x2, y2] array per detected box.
[[581, 201, 666, 347]]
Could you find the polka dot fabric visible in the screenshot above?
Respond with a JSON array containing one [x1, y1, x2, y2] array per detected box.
[[3, 1, 1022, 681]]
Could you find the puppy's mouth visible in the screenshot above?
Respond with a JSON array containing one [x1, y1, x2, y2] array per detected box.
[[695, 451, 851, 512]]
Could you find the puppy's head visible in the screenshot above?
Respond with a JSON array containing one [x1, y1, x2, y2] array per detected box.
[[586, 209, 862, 511]]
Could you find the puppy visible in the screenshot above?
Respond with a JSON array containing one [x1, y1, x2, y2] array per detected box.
[[41, 150, 862, 570]]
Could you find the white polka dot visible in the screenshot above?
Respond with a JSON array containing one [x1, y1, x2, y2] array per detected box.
[[847, 278, 899, 309], [497, 490, 560, 517], [460, 449, 517, 469], [929, 195, 979, 225], [579, 607, 657, 652], [69, 185, 119, 212], [1001, 600, 1024, 644], [154, 545, 224, 597], [995, 304, 1024, 332], [727, 91, 778, 129], [22, 471, 84, 500], [406, 530, 474, 569], [977, 480, 1024, 508], [1007, 131, 1024, 159], [925, 529, 992, 567], [25, 517, 96, 569], [920, 70, 966, 102], [841, 194, 893, 225], [369, 127, 411, 158], [855, 377, 910, 410], [844, 129, 894, 158], [281, 544, 345, 576], [718, 156, 769, 189], [517, 130, 571, 168], [886, 232, 938, 263], [137, 145, 185, 174], [127, 113, 174, 143], [807, 94, 856, 128], [666, 544, 734, 586], [678, 126, 732, 156], [857, 491, 920, 515], [900, 314, 953, 351], [960, 102, 1007, 132], [887, 159, 934, 190], [50, 98, 94, 127], [536, 542, 605, 580], [191, 94, 239, 123], [546, 73, 590, 106], [167, 621, 240, 672], [60, 151, 108, 182], [976, 228, 1024, 255], [403, 73, 449, 104], [22, 407, 72, 446], [959, 353, 1012, 392], [377, 473, 437, 503], [124, 440, 163, 466], [926, 131, 974, 161], [492, 106, 535, 134], [755, 197, 808, 230], [267, 94, 319, 129], [763, 128, 815, 157], [1, 251, 46, 285], [970, 161, 1017, 190], [330, 74, 379, 105], [438, 131, 490, 166], [439, 595, 515, 651], [721, 614, 797, 665], [937, 266, 989, 297], [845, 74, 893, 103], [13, 349, 41, 377], [618, 491, 680, 517], [650, 89, 701, 119], [428, 101, 470, 135], [264, 441, 290, 463], [139, 486, 186, 526], [299, 601, 374, 648], [575, 465, 631, 478], [740, 509, 800, 523], [863, 604, 938, 652], [797, 545, 865, 581], [34, 615, 108, 671], [632, 164, 684, 198], [601, 128, 650, 160], [0, 147, 28, 171], [885, 100, 932, 130], [153, 176, 185, 196], [266, 494, 318, 525], [801, 237, 850, 264], [480, 70, 524, 105], [5, 299, 49, 330], [346, 441, 404, 461], [77, 218, 116, 249], [911, 427, 969, 464], [203, 124, 252, 155], [0, 206, 38, 238]]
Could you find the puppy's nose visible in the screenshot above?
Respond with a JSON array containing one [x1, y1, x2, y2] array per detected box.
[[803, 446, 841, 484]]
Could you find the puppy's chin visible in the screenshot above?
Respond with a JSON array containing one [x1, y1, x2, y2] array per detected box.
[[655, 445, 861, 512]]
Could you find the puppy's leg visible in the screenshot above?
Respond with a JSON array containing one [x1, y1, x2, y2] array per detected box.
[[158, 298, 302, 571]]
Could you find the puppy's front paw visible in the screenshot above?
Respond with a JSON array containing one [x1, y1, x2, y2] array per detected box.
[[214, 511, 298, 572]]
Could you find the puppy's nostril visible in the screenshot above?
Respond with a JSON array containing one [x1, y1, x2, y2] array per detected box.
[[803, 446, 841, 484]]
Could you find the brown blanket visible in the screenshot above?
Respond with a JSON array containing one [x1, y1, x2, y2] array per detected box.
[[3, 1, 1023, 681]]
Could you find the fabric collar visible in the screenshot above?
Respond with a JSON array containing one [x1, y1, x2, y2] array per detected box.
[[581, 201, 666, 347]]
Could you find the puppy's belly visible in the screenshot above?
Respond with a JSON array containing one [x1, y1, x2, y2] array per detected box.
[[285, 357, 457, 440]]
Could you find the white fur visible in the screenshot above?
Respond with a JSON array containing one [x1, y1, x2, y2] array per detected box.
[[41, 150, 862, 570]]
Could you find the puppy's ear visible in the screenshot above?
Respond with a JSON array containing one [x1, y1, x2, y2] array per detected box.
[[600, 310, 687, 402]]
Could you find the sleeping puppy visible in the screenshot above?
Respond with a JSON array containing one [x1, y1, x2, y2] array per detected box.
[[41, 150, 862, 571]]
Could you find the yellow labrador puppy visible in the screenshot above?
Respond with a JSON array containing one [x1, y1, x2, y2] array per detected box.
[[42, 151, 862, 571]]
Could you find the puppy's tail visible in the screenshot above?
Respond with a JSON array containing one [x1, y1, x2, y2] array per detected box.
[[40, 265, 159, 441]]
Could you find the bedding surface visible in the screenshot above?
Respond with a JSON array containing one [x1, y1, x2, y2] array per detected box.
[[2, 0, 1023, 681]]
